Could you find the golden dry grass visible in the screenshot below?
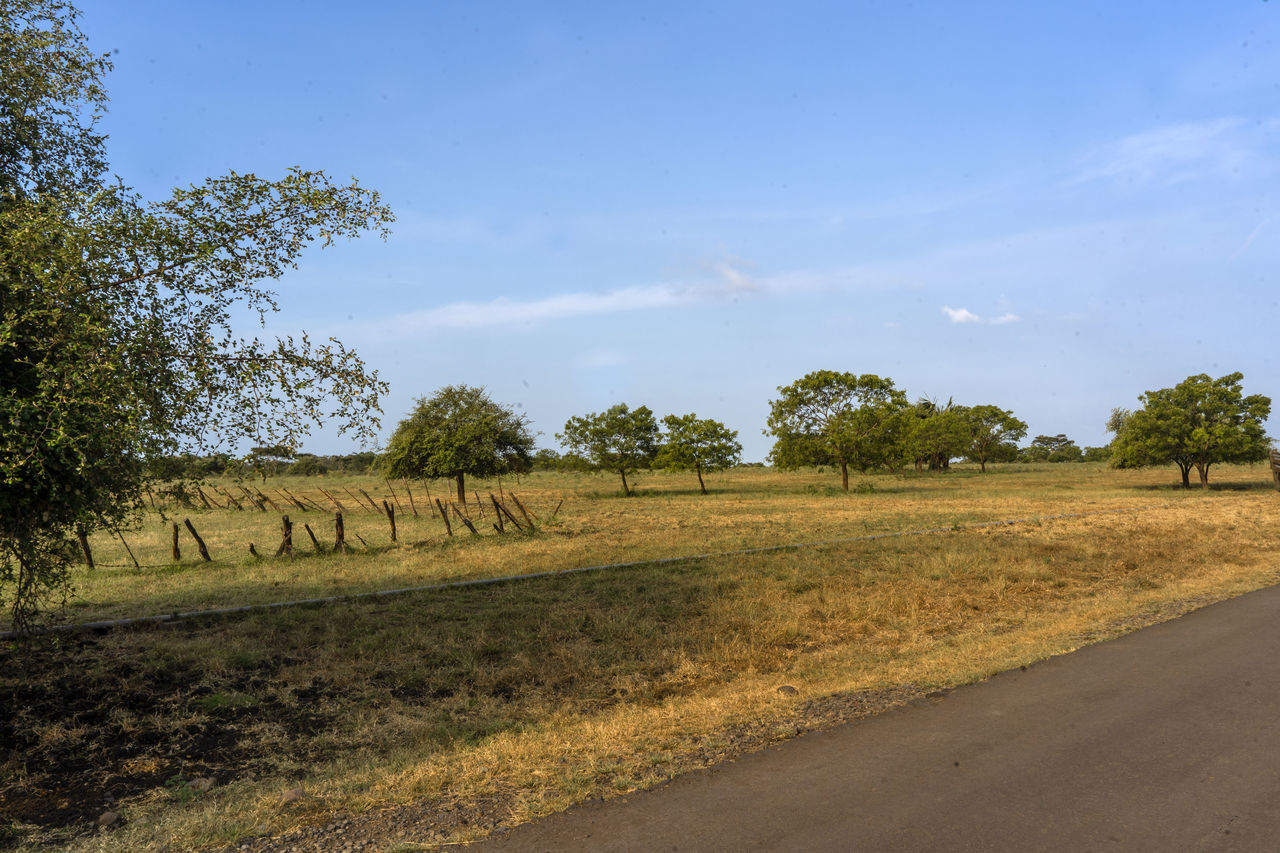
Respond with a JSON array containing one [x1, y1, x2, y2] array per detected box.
[[5, 463, 1279, 851]]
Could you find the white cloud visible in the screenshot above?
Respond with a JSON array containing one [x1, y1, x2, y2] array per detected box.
[[942, 306, 982, 323], [382, 283, 694, 332], [943, 306, 1021, 325], [1073, 117, 1276, 186]]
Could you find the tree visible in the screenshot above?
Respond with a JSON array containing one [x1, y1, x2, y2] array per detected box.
[[964, 405, 1028, 472], [1, 1, 392, 628], [656, 413, 742, 494], [382, 386, 534, 503], [558, 404, 659, 495], [1019, 434, 1083, 463], [766, 371, 907, 489], [1110, 373, 1271, 488], [904, 398, 970, 472]]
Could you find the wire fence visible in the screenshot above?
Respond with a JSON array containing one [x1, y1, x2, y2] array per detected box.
[[4, 503, 1174, 640]]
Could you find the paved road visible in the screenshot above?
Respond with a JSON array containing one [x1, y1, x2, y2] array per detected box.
[[474, 584, 1280, 852]]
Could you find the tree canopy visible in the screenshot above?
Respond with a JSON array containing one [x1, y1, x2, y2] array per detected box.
[[558, 404, 659, 495], [964, 405, 1028, 472], [382, 386, 534, 503], [1109, 372, 1271, 487], [656, 413, 742, 494], [766, 370, 907, 489], [1, 0, 391, 627]]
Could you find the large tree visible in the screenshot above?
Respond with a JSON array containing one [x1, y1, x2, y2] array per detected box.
[[656, 413, 742, 494], [382, 385, 534, 503], [1110, 373, 1271, 488], [964, 405, 1028, 472], [905, 398, 971, 472], [766, 370, 907, 489], [558, 404, 659, 495], [1, 1, 391, 628]]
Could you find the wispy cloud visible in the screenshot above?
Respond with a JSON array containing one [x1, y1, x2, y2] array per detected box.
[[1072, 117, 1276, 186], [943, 306, 1020, 325], [374, 257, 856, 335], [383, 284, 693, 332]]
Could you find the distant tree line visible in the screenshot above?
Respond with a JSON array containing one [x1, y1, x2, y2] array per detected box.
[[145, 448, 381, 481], [151, 373, 1272, 496]]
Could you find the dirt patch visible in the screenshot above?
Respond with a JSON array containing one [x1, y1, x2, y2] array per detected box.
[[0, 631, 336, 847]]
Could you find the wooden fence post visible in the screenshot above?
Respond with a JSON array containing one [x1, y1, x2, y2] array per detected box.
[[491, 494, 523, 531], [508, 492, 536, 528], [334, 511, 347, 553], [451, 503, 479, 536], [274, 515, 293, 558], [304, 522, 323, 553], [490, 494, 504, 532], [434, 499, 453, 536], [171, 522, 181, 561], [183, 518, 212, 562], [75, 523, 94, 570], [405, 484, 419, 518], [383, 500, 397, 542]]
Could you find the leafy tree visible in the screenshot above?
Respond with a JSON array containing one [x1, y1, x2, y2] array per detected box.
[[656, 413, 742, 494], [1081, 446, 1111, 463], [1110, 373, 1271, 488], [766, 371, 907, 489], [964, 405, 1028, 472], [530, 448, 561, 471], [1019, 434, 1083, 463], [904, 399, 970, 472], [382, 386, 534, 503], [558, 404, 659, 495], [1, 1, 391, 628]]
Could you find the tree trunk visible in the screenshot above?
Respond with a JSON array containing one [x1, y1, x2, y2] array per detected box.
[[620, 469, 630, 495], [1196, 462, 1210, 489], [696, 465, 707, 495], [1179, 463, 1192, 488], [979, 457, 987, 473], [840, 459, 849, 491], [455, 472, 466, 504]]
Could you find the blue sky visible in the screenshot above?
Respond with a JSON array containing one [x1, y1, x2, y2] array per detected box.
[[81, 1, 1277, 461]]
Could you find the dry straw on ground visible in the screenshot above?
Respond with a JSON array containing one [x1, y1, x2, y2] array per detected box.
[[3, 463, 1278, 851]]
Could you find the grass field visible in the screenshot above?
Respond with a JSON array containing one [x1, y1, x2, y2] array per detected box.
[[3, 462, 1279, 850]]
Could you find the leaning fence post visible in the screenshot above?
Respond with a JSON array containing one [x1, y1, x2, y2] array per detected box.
[[304, 522, 323, 553], [434, 498, 453, 537], [183, 518, 212, 562]]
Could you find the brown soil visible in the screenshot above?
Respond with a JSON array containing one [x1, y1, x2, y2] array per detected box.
[[0, 629, 336, 848]]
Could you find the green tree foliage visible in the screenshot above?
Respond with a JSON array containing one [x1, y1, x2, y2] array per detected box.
[[382, 386, 534, 503], [558, 404, 659, 495], [656, 413, 743, 494], [766, 370, 907, 489], [1019, 435, 1083, 463], [904, 399, 971, 472], [964, 405, 1028, 472], [1109, 372, 1271, 488], [1, 1, 391, 628]]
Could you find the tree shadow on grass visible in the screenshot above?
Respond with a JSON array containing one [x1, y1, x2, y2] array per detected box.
[[0, 558, 737, 839]]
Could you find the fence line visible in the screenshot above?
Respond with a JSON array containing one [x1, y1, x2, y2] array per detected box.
[[3, 504, 1173, 640]]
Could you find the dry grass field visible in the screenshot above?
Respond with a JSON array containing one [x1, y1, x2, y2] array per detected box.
[[3, 462, 1279, 850]]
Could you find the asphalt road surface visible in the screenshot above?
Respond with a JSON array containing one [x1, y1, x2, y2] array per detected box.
[[474, 584, 1280, 852]]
